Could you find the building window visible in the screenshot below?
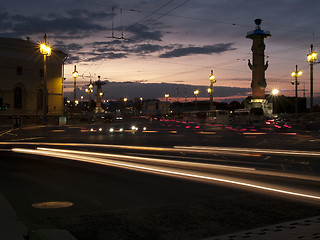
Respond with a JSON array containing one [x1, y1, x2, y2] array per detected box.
[[14, 87, 22, 109], [16, 66, 23, 75], [37, 89, 43, 109]]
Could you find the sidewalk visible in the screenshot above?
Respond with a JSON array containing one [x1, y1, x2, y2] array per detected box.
[[0, 193, 27, 240], [0, 193, 77, 240], [204, 215, 320, 240]]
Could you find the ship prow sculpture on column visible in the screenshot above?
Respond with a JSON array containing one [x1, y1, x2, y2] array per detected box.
[[246, 19, 271, 113]]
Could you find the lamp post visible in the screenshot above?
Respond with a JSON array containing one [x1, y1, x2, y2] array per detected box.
[[85, 81, 93, 112], [291, 65, 302, 117], [72, 65, 78, 116], [165, 94, 169, 115], [72, 65, 78, 105], [194, 89, 199, 111], [124, 97, 128, 114], [80, 95, 84, 112], [39, 34, 51, 124], [140, 97, 143, 113], [209, 70, 216, 110], [307, 44, 317, 112]]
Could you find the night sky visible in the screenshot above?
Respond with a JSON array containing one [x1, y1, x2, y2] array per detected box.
[[1, 0, 320, 100]]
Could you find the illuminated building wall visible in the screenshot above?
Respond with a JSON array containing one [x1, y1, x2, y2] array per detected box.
[[0, 37, 67, 125]]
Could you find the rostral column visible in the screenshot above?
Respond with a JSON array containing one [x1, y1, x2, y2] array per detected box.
[[247, 19, 271, 100]]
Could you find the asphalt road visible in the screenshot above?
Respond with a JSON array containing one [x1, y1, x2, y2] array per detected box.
[[0, 123, 320, 239]]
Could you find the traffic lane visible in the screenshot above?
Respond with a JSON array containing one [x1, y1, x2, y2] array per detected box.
[[7, 147, 320, 205], [5, 123, 320, 151], [5, 140, 319, 176], [15, 147, 320, 203], [0, 151, 254, 228]]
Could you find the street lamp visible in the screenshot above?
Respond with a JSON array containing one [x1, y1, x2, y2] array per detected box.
[[271, 89, 280, 114], [139, 97, 143, 114], [307, 44, 317, 112], [209, 70, 216, 110], [80, 95, 84, 112], [72, 65, 78, 103], [291, 65, 302, 117], [72, 65, 78, 116], [124, 97, 128, 112], [39, 34, 51, 124], [194, 89, 199, 111], [85, 81, 93, 111], [165, 94, 169, 115], [271, 89, 279, 96]]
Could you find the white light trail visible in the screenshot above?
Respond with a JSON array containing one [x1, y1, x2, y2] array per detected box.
[[2, 141, 320, 157], [12, 147, 320, 201], [174, 146, 320, 157], [35, 147, 255, 172]]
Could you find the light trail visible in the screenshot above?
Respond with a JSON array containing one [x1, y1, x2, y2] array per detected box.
[[12, 147, 320, 201], [2, 141, 320, 157], [174, 146, 320, 157], [35, 147, 256, 172]]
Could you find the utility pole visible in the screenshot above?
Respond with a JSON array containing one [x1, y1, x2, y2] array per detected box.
[[291, 65, 302, 117]]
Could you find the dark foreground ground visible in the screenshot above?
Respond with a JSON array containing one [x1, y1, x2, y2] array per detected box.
[[51, 195, 319, 240]]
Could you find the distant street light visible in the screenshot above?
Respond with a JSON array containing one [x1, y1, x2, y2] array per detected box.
[[209, 70, 216, 110], [194, 89, 199, 111], [307, 44, 317, 112], [291, 65, 302, 117], [140, 97, 143, 113], [165, 94, 169, 115], [80, 95, 84, 112], [271, 89, 279, 96], [85, 81, 93, 111], [271, 89, 280, 114], [39, 34, 51, 123]]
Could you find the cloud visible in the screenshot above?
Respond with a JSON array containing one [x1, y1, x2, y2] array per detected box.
[[84, 52, 128, 62], [104, 52, 128, 59], [65, 55, 81, 63], [12, 16, 106, 35], [159, 43, 236, 58], [126, 23, 163, 42], [65, 9, 112, 20], [0, 9, 110, 39], [130, 43, 167, 55]]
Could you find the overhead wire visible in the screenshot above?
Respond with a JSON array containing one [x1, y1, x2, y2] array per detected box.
[[74, 0, 318, 86]]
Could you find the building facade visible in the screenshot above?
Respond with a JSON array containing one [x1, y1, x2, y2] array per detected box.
[[0, 37, 67, 126]]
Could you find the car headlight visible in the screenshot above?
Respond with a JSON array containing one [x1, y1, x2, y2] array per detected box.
[[131, 126, 136, 130], [99, 128, 103, 132], [109, 128, 114, 132], [143, 127, 147, 131], [119, 128, 124, 132]]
